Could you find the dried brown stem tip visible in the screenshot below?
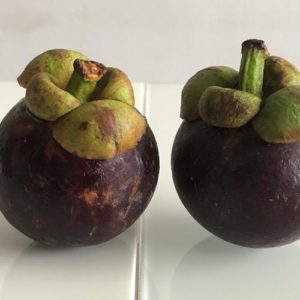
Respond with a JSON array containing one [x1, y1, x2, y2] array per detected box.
[[66, 59, 108, 104], [241, 39, 268, 54], [73, 59, 108, 81]]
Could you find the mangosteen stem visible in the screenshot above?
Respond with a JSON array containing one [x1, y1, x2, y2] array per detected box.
[[66, 59, 107, 103], [238, 39, 269, 97]]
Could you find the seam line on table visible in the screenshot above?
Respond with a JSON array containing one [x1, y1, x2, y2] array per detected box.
[[134, 83, 147, 300], [134, 218, 143, 300]]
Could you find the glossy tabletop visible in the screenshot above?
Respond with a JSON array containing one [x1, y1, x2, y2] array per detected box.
[[1, 82, 300, 300]]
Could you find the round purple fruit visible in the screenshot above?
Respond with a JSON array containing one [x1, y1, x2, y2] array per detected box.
[[0, 50, 159, 246], [172, 39, 300, 247]]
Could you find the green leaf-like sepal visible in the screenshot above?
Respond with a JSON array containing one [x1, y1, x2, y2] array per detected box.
[[253, 85, 300, 143], [199, 86, 261, 128], [26, 72, 80, 121], [18, 49, 88, 88], [52, 99, 146, 159], [92, 68, 135, 106], [181, 66, 239, 121]]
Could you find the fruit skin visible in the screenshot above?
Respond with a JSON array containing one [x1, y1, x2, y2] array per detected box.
[[171, 120, 300, 248], [0, 100, 159, 246]]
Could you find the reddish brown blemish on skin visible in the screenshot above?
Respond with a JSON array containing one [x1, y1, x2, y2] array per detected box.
[[291, 87, 300, 100], [100, 185, 114, 208], [128, 176, 141, 203], [94, 107, 118, 137], [54, 49, 69, 58], [45, 141, 56, 160], [44, 140, 68, 162], [77, 188, 98, 206], [66, 204, 81, 227], [13, 123, 34, 136], [36, 175, 49, 188], [78, 121, 89, 130]]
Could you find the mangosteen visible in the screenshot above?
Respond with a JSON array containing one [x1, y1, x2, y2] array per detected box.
[[0, 49, 159, 246], [172, 39, 300, 248]]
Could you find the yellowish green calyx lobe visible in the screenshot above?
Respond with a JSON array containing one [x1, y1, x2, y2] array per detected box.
[[180, 66, 239, 121], [92, 68, 135, 106], [253, 85, 300, 143], [18, 49, 88, 88], [52, 100, 146, 159], [199, 86, 261, 128], [25, 59, 106, 121], [263, 56, 300, 97], [26, 72, 81, 121]]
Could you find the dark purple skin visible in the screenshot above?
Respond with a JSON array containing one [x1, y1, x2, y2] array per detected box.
[[0, 100, 159, 246], [172, 120, 300, 248]]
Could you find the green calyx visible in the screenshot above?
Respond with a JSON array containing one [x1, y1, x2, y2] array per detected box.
[[253, 85, 300, 143], [26, 72, 81, 121], [184, 39, 265, 128], [18, 49, 88, 89], [182, 38, 300, 144], [199, 86, 261, 128], [181, 66, 239, 121], [52, 100, 146, 159], [92, 68, 135, 106], [25, 59, 108, 121], [263, 56, 300, 97], [18, 49, 144, 159], [252, 55, 300, 143]]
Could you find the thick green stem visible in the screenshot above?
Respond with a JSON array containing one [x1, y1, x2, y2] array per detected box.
[[238, 39, 269, 97], [66, 59, 107, 103]]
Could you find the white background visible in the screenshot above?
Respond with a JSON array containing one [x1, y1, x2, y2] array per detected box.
[[1, 0, 300, 83], [2, 2, 300, 298]]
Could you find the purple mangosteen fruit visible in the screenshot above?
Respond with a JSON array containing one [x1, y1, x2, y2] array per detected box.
[[172, 39, 300, 247], [0, 49, 159, 246]]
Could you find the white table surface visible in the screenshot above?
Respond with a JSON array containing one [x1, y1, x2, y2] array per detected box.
[[1, 82, 300, 300]]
